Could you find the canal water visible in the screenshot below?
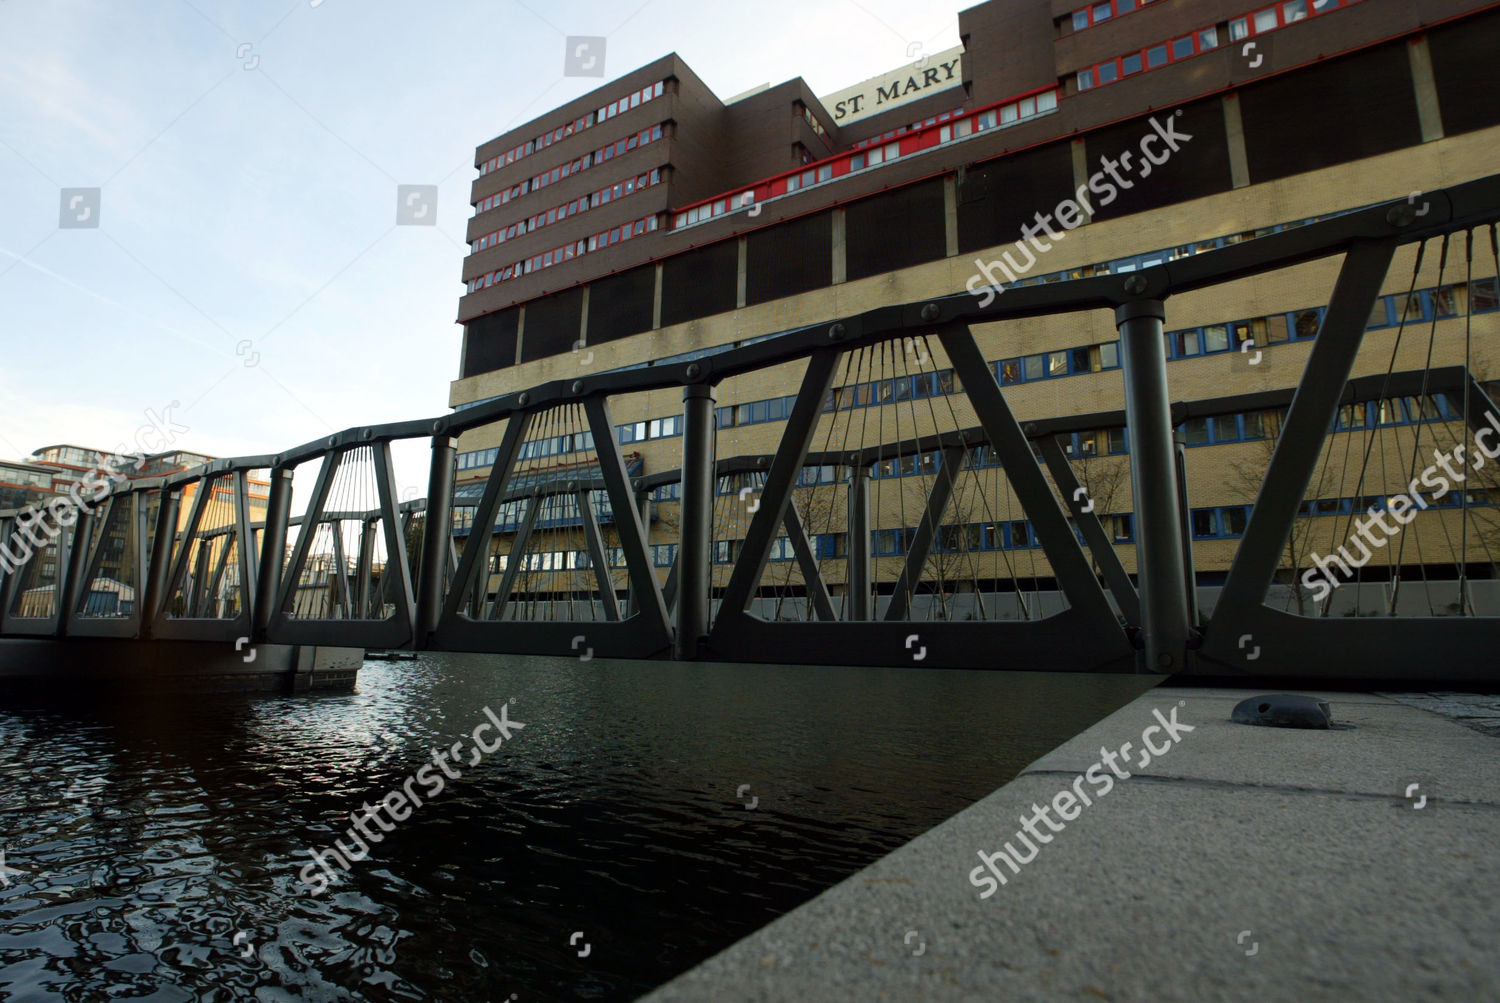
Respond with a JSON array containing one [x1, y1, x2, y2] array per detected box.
[[0, 654, 1156, 1000]]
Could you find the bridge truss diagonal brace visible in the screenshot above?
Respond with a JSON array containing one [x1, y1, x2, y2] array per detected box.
[[938, 324, 1128, 645], [487, 494, 543, 622], [783, 496, 837, 623], [1036, 436, 1141, 628], [442, 411, 532, 624], [577, 489, 621, 622], [714, 349, 842, 625], [1203, 238, 1397, 669], [583, 396, 671, 644], [884, 445, 965, 623]]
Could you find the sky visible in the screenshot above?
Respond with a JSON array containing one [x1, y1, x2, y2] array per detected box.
[[0, 0, 961, 491]]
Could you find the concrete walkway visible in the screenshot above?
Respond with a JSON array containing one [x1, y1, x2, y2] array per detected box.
[[643, 687, 1500, 1001]]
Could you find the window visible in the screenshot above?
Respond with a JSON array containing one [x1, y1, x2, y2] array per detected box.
[[1192, 509, 1216, 538], [1200, 26, 1219, 49], [1283, 0, 1308, 21], [1473, 279, 1499, 313], [1121, 52, 1142, 75], [1000, 359, 1022, 384], [1203, 325, 1229, 353], [1093, 2, 1112, 22], [1183, 417, 1210, 445], [1073, 9, 1089, 29], [1229, 17, 1250, 40], [1431, 286, 1458, 317], [1293, 310, 1320, 339], [1078, 68, 1094, 90], [1254, 7, 1279, 31], [1048, 351, 1068, 377], [1147, 44, 1168, 68], [1173, 330, 1201, 357], [1025, 356, 1046, 381], [1172, 36, 1194, 59], [1097, 61, 1118, 84], [1100, 342, 1120, 369]]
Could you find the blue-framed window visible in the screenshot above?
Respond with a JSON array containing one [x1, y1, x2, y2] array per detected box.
[[798, 464, 842, 486], [650, 543, 677, 566], [1190, 505, 1251, 539], [814, 533, 847, 559]]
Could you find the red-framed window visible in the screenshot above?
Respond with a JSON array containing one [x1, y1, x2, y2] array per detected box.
[[1069, 0, 1150, 32], [470, 168, 664, 253], [1075, 0, 1364, 91], [670, 86, 1059, 231], [476, 80, 665, 177], [465, 213, 662, 292]]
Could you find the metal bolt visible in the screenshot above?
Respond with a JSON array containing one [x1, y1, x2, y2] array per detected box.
[[571, 380, 585, 394], [517, 392, 531, 406], [327, 436, 338, 447], [920, 303, 940, 321], [361, 427, 374, 440], [1385, 203, 1417, 228], [828, 323, 847, 340], [431, 420, 444, 433], [1123, 274, 1148, 295], [685, 363, 701, 379]]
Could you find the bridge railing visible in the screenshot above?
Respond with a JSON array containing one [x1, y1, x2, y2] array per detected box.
[[3, 173, 1499, 678]]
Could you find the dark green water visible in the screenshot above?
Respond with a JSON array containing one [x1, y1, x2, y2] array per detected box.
[[0, 654, 1155, 1000]]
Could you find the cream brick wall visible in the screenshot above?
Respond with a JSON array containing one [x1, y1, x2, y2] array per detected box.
[[449, 123, 1500, 595]]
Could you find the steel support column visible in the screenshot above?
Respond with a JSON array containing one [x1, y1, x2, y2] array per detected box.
[[252, 468, 293, 638], [1117, 299, 1191, 671], [847, 463, 872, 621], [676, 384, 716, 658], [415, 435, 457, 644], [1174, 432, 1199, 631]]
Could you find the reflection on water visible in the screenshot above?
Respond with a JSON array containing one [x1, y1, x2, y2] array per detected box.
[[0, 654, 1156, 1000]]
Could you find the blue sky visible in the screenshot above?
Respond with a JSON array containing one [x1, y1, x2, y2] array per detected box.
[[0, 0, 959, 486]]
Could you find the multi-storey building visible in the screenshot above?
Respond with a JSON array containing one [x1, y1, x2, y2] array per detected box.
[[9, 446, 271, 619], [448, 0, 1500, 614]]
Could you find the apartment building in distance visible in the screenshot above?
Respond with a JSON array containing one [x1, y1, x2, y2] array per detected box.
[[3, 446, 271, 619], [448, 0, 1500, 612]]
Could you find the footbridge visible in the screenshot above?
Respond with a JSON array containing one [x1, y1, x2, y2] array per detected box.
[[4, 175, 1500, 682]]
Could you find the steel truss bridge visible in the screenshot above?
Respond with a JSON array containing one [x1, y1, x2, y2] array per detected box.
[[4, 175, 1500, 681]]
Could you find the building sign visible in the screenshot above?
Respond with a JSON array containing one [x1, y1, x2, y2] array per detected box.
[[818, 47, 964, 126]]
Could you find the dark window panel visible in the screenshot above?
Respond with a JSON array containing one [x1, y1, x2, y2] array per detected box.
[[520, 287, 584, 363], [661, 239, 739, 327], [462, 307, 520, 377], [1085, 98, 1231, 222], [1427, 7, 1500, 137], [1240, 42, 1422, 184], [956, 142, 1075, 256], [746, 212, 832, 306], [844, 178, 947, 282], [587, 264, 656, 344]]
